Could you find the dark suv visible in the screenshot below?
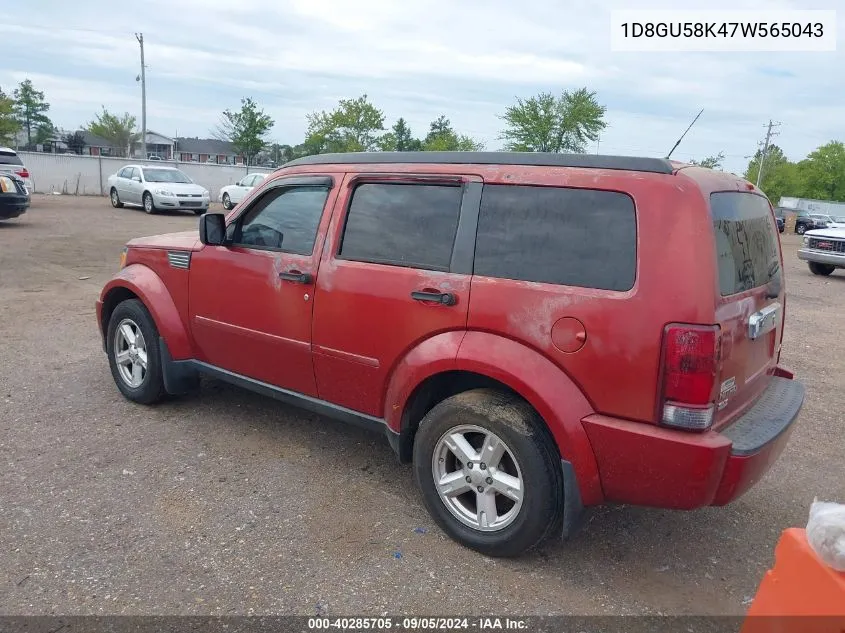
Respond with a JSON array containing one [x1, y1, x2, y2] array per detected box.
[[794, 210, 828, 234], [96, 152, 805, 557]]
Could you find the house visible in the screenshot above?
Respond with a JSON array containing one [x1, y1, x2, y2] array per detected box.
[[79, 131, 122, 157], [174, 137, 245, 165], [132, 131, 176, 160]]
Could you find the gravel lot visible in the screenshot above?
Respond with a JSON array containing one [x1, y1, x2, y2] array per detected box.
[[1, 195, 843, 617]]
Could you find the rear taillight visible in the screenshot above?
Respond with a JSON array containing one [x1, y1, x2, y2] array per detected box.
[[658, 324, 720, 431], [16, 169, 29, 179]]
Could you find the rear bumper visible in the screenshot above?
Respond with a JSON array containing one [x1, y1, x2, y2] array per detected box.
[[798, 248, 845, 267], [582, 375, 805, 510]]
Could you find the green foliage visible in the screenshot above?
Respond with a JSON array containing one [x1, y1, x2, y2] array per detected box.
[[215, 97, 274, 165], [87, 107, 140, 158], [689, 152, 725, 169], [13, 79, 51, 147], [743, 141, 845, 204], [305, 94, 386, 153], [0, 86, 19, 146], [422, 115, 484, 151], [379, 118, 422, 152], [35, 121, 56, 145], [499, 88, 606, 153], [64, 131, 87, 155]]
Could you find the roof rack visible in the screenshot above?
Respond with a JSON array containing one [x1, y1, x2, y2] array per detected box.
[[281, 151, 675, 175]]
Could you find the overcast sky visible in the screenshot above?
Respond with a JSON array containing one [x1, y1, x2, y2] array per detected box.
[[1, 0, 841, 174]]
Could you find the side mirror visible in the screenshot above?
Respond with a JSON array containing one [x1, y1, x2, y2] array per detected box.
[[199, 213, 226, 246]]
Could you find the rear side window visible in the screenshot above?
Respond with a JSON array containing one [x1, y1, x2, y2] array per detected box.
[[0, 152, 23, 166], [711, 192, 780, 296], [474, 185, 637, 291], [340, 183, 462, 271]]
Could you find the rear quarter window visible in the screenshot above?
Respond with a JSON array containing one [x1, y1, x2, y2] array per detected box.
[[474, 184, 637, 291], [711, 192, 780, 296], [0, 153, 23, 166]]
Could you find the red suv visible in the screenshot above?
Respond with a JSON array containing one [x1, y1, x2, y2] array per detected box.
[[96, 152, 805, 557]]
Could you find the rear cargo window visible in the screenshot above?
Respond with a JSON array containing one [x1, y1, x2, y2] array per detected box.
[[711, 192, 780, 296], [474, 185, 637, 291], [0, 153, 23, 166]]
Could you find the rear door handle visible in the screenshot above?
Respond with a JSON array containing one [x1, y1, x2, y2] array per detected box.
[[411, 290, 456, 306], [279, 270, 313, 284]]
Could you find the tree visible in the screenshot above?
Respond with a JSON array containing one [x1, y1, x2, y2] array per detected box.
[[35, 121, 56, 145], [64, 131, 87, 155], [13, 79, 51, 147], [743, 145, 798, 204], [378, 118, 422, 152], [499, 88, 606, 153], [304, 94, 386, 153], [0, 86, 18, 146], [214, 97, 274, 166], [422, 115, 484, 151], [797, 141, 845, 202], [87, 107, 140, 158], [690, 152, 725, 169]]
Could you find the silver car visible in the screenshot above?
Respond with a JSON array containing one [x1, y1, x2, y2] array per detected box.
[[107, 165, 210, 215]]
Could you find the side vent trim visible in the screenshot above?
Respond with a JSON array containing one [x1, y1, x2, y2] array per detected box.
[[167, 251, 191, 269]]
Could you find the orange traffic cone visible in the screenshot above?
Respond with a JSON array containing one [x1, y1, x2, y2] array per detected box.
[[741, 528, 845, 633]]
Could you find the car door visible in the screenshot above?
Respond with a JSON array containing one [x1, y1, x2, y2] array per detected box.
[[115, 167, 132, 200], [188, 174, 339, 397], [126, 167, 143, 204], [311, 172, 479, 416], [237, 174, 258, 202]]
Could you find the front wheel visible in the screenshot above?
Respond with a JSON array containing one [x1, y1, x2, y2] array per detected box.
[[143, 192, 156, 214], [413, 389, 563, 557], [809, 262, 835, 276], [222, 193, 232, 210], [106, 298, 165, 404], [796, 223, 806, 235], [193, 208, 206, 215]]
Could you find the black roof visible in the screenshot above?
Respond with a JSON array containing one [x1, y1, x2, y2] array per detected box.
[[282, 152, 675, 174]]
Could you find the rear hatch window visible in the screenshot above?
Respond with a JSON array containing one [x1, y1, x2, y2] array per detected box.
[[711, 192, 780, 296], [0, 151, 23, 166]]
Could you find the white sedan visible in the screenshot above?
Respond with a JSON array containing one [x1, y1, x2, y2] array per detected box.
[[219, 173, 267, 210]]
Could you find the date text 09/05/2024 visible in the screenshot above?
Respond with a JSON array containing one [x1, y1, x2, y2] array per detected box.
[[308, 618, 529, 631]]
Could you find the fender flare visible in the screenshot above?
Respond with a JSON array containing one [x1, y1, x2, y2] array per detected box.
[[99, 264, 192, 359], [384, 330, 603, 505]]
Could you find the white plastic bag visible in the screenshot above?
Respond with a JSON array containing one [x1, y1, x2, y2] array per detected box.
[[806, 498, 845, 572]]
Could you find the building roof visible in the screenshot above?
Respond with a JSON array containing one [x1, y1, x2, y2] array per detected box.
[[175, 137, 238, 155], [79, 131, 119, 148], [283, 152, 675, 174]]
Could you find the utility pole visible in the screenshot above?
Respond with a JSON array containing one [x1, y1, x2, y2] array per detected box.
[[756, 120, 781, 188], [135, 33, 147, 160]]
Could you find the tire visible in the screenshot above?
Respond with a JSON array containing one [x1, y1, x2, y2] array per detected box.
[[106, 298, 165, 404], [809, 262, 835, 276], [796, 223, 806, 235], [222, 193, 232, 210], [110, 188, 123, 208], [193, 209, 206, 215], [413, 389, 563, 557], [143, 192, 156, 214]]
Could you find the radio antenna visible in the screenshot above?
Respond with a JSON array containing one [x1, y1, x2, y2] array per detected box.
[[666, 109, 703, 159]]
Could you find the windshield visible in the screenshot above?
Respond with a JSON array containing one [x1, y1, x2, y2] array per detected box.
[[832, 216, 845, 223], [143, 168, 192, 183]]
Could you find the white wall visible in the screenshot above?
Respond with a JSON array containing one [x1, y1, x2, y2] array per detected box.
[[19, 152, 274, 200], [778, 196, 845, 215]]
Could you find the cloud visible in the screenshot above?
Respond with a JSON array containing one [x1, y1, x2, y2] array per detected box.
[[1, 0, 843, 175]]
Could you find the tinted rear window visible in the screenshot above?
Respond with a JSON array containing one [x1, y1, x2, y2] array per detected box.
[[0, 152, 23, 166], [474, 185, 637, 291], [711, 192, 780, 296]]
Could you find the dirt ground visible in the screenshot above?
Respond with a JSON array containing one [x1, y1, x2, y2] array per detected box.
[[0, 194, 843, 617]]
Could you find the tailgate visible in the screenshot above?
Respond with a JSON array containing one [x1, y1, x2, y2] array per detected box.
[[710, 191, 783, 429]]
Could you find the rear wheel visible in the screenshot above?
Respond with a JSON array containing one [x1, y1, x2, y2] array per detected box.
[[110, 188, 123, 208], [143, 192, 156, 214], [106, 299, 165, 404], [809, 262, 835, 276], [413, 389, 563, 557], [222, 193, 232, 210]]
